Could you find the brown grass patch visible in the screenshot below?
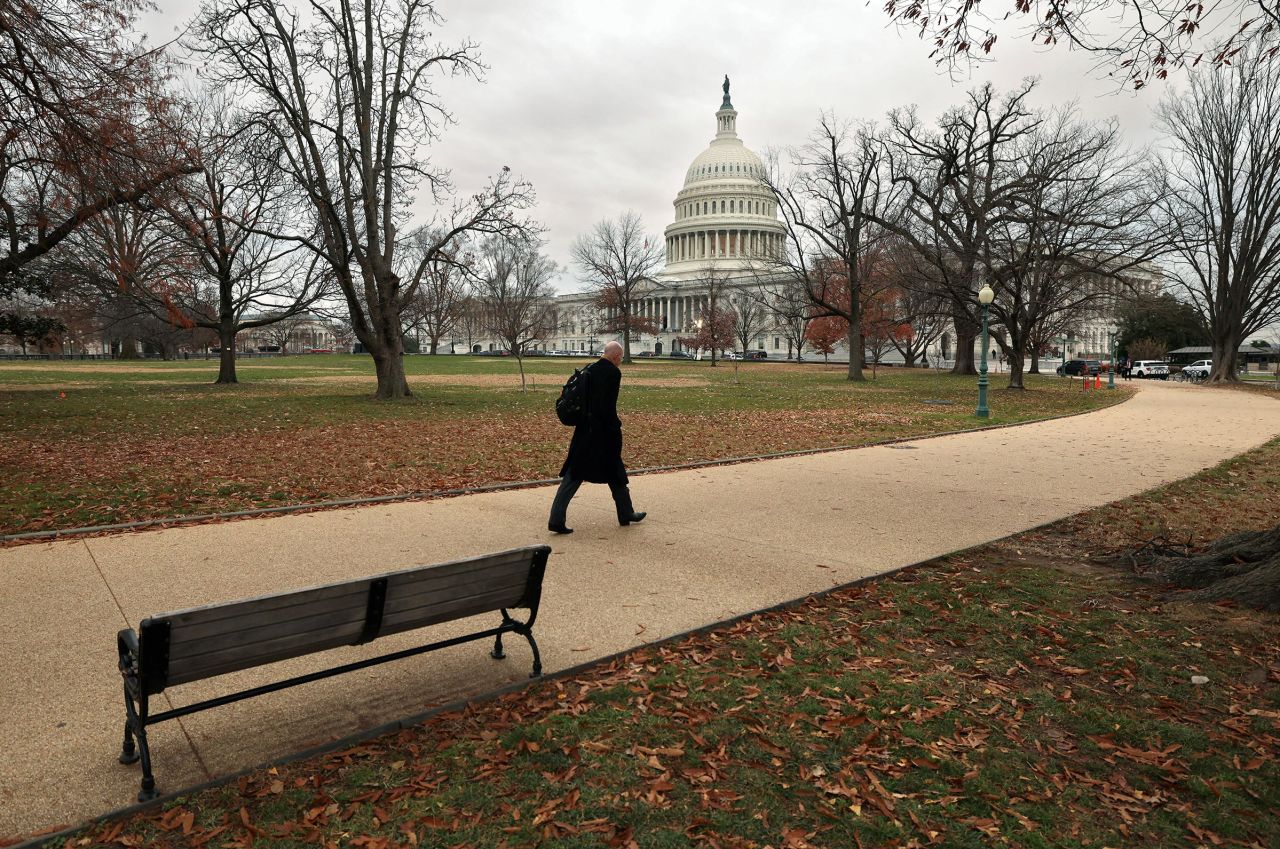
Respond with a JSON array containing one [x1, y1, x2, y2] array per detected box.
[[292, 373, 712, 389]]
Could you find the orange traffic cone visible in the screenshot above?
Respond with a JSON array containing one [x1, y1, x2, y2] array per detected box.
[[1095, 373, 1102, 389]]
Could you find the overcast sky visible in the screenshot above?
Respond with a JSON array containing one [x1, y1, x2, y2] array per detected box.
[[141, 1, 1177, 294]]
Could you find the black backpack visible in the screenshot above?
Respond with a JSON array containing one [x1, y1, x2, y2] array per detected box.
[[555, 367, 589, 426]]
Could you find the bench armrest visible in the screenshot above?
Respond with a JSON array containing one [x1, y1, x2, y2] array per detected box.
[[117, 628, 139, 667]]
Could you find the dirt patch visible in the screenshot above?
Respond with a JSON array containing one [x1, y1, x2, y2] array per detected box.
[[0, 362, 353, 374], [0, 382, 98, 391], [294, 373, 712, 389]]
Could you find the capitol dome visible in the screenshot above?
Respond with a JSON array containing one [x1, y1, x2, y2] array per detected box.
[[662, 78, 787, 280]]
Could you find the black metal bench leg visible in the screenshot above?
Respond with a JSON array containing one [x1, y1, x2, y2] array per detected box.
[[132, 692, 158, 802], [119, 678, 140, 764], [522, 630, 543, 678], [119, 723, 139, 765], [490, 630, 506, 660], [136, 724, 158, 802]]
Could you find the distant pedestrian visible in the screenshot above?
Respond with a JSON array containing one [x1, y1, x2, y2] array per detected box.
[[548, 341, 645, 534], [1122, 359, 1132, 381]]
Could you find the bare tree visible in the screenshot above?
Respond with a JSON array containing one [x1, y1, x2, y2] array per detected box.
[[1027, 310, 1077, 374], [50, 201, 188, 359], [764, 115, 899, 381], [327, 315, 356, 353], [157, 94, 327, 383], [0, 1, 200, 287], [730, 285, 768, 358], [401, 232, 472, 354], [878, 241, 950, 367], [881, 81, 1042, 377], [747, 271, 812, 362], [983, 109, 1166, 389], [1156, 55, 1280, 383], [258, 313, 309, 353], [194, 0, 537, 399], [883, 0, 1280, 90], [571, 211, 663, 362], [475, 238, 557, 390]]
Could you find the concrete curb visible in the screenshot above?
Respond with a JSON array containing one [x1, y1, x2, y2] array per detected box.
[[1, 389, 1133, 545]]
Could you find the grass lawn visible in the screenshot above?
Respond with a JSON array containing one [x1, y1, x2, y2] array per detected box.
[[59, 438, 1280, 849], [0, 355, 1125, 537]]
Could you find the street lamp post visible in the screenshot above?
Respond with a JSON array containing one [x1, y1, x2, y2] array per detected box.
[[1108, 331, 1117, 390], [975, 284, 995, 418]]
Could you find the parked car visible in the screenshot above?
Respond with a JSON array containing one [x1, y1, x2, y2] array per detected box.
[[1056, 359, 1102, 376], [634, 351, 658, 358], [1181, 359, 1213, 380], [1130, 360, 1169, 379], [667, 351, 696, 359], [723, 351, 743, 360], [743, 350, 768, 360]]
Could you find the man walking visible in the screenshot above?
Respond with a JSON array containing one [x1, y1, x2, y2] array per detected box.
[[548, 341, 645, 534]]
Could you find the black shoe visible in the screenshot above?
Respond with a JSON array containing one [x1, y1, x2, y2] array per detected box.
[[548, 523, 573, 535], [619, 512, 646, 526]]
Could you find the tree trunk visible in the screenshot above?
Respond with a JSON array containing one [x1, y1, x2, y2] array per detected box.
[[845, 322, 865, 381], [117, 335, 139, 360], [1029, 349, 1040, 374], [372, 347, 411, 400], [429, 337, 440, 355], [1131, 525, 1280, 611], [622, 325, 631, 363], [1006, 353, 1025, 390], [951, 322, 977, 376], [216, 323, 238, 384], [1209, 326, 1241, 382]]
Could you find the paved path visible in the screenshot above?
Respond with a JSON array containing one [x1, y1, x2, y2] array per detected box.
[[2, 381, 1277, 840]]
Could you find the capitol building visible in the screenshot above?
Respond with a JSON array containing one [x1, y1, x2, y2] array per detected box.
[[534, 79, 817, 360], [467, 80, 1154, 365]]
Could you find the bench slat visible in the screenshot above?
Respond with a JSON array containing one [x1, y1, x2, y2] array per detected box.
[[153, 548, 537, 631], [165, 560, 529, 648], [152, 547, 544, 688], [166, 587, 369, 645], [164, 584, 529, 686], [375, 579, 529, 636], [165, 572, 528, 669]]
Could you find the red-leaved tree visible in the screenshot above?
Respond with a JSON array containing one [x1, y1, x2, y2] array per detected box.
[[805, 315, 847, 363]]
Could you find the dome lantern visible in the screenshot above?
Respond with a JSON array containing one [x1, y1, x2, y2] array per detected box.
[[716, 75, 737, 139]]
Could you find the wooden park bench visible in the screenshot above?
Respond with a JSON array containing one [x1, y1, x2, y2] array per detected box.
[[115, 545, 551, 802]]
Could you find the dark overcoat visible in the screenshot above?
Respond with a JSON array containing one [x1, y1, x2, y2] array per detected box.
[[560, 357, 628, 484]]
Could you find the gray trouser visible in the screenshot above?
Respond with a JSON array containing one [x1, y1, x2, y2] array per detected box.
[[548, 476, 634, 526]]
